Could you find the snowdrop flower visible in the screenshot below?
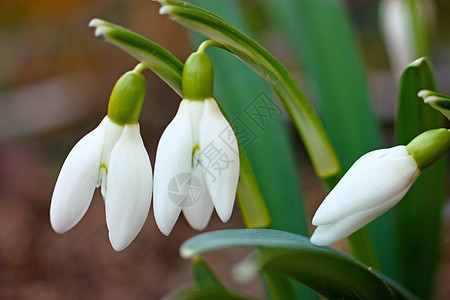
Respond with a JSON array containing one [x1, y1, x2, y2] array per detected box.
[[310, 128, 450, 246], [153, 51, 239, 235], [50, 64, 152, 251]]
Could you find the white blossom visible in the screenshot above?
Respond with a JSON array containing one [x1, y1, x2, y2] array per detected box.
[[153, 98, 239, 235], [50, 116, 152, 251], [310, 146, 420, 246]]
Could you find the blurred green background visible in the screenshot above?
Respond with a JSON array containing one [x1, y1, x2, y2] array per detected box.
[[0, 0, 449, 299]]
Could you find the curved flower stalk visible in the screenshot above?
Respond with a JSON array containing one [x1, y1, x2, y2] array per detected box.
[[311, 128, 450, 246], [153, 51, 239, 235], [50, 65, 152, 251]]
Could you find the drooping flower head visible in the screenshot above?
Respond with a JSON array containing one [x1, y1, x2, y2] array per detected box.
[[310, 128, 450, 246], [50, 64, 152, 251], [153, 51, 240, 235]]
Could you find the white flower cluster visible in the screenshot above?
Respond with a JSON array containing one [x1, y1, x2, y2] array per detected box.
[[50, 67, 239, 251]]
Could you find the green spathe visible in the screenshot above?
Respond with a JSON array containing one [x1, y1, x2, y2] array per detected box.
[[108, 69, 146, 124], [406, 128, 450, 170], [182, 52, 214, 100]]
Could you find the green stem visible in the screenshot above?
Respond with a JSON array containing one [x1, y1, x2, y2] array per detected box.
[[133, 62, 147, 74], [197, 39, 227, 53]]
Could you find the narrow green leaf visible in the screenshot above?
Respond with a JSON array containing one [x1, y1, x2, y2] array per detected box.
[[345, 228, 381, 271], [394, 57, 446, 299], [395, 58, 439, 138], [90, 19, 270, 229], [259, 250, 396, 300], [261, 270, 297, 300], [418, 89, 450, 120], [262, 0, 382, 169], [376, 272, 424, 300], [158, 0, 341, 180], [235, 154, 271, 228], [181, 229, 417, 299], [162, 286, 255, 300], [407, 0, 432, 58], [90, 18, 183, 95], [191, 257, 225, 290]]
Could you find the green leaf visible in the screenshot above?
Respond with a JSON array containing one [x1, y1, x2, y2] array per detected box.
[[406, 0, 432, 58], [89, 19, 270, 229], [260, 270, 298, 300], [191, 257, 225, 290], [158, 0, 341, 180], [162, 286, 255, 300], [418, 89, 450, 120], [181, 252, 254, 300], [395, 58, 439, 139], [235, 154, 271, 229], [262, 0, 382, 170], [260, 0, 393, 274], [181, 229, 417, 299], [393, 57, 446, 299], [90, 18, 183, 96]]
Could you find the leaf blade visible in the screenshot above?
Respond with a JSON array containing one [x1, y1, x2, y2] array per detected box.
[[393, 57, 446, 299], [181, 229, 417, 299], [191, 257, 225, 290], [162, 286, 255, 300]]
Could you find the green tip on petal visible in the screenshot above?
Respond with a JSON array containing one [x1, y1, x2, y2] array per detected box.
[[108, 66, 147, 125], [406, 128, 450, 170], [182, 51, 214, 100]]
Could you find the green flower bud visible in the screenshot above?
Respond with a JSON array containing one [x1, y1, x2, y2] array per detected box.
[[406, 128, 450, 170], [182, 52, 214, 100], [108, 68, 146, 125]]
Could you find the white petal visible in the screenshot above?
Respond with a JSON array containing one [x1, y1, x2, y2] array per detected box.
[[100, 116, 124, 166], [98, 116, 124, 196], [310, 224, 346, 247], [50, 119, 106, 233], [105, 123, 152, 251], [199, 98, 239, 222], [312, 146, 419, 226], [182, 163, 214, 230], [153, 100, 194, 235], [311, 188, 409, 246], [187, 100, 204, 144]]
